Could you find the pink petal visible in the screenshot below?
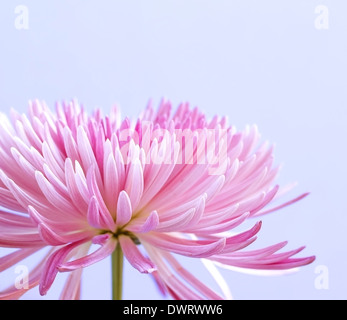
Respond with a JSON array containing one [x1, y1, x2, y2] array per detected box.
[[224, 221, 262, 247], [0, 210, 35, 228], [39, 241, 83, 295], [0, 231, 44, 248], [0, 265, 42, 300], [38, 223, 69, 246], [0, 186, 24, 211], [28, 205, 93, 245], [190, 211, 249, 234], [59, 236, 117, 272], [86, 167, 115, 231], [42, 141, 65, 182], [0, 247, 41, 272], [119, 236, 156, 273], [116, 191, 132, 227], [155, 208, 196, 232], [64, 158, 88, 215], [103, 153, 119, 217], [249, 185, 279, 215], [62, 126, 81, 164], [76, 126, 97, 173], [127, 210, 159, 233], [254, 192, 310, 217], [87, 196, 115, 231], [165, 253, 223, 299], [0, 170, 48, 212], [124, 159, 144, 210], [140, 233, 225, 258], [35, 171, 76, 213], [228, 241, 288, 259], [150, 270, 168, 297], [42, 163, 69, 197]]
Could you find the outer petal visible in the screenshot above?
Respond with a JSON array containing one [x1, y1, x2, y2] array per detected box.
[[58, 235, 117, 272], [119, 236, 156, 274], [140, 233, 225, 258], [164, 252, 223, 299], [39, 241, 84, 295], [0, 247, 41, 272], [0, 249, 52, 300]]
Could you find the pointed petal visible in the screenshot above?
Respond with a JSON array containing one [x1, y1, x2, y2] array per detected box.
[[103, 153, 119, 217], [59, 236, 116, 272], [254, 192, 310, 217], [87, 196, 115, 231], [124, 159, 144, 210], [116, 191, 132, 227], [87, 168, 115, 231], [35, 171, 76, 213], [127, 210, 159, 233], [119, 236, 156, 273], [0, 247, 41, 272], [155, 208, 196, 232], [64, 159, 88, 215], [39, 241, 83, 295], [164, 252, 223, 299], [140, 233, 225, 258]]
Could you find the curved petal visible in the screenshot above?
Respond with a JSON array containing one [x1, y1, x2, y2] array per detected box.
[[86, 167, 115, 231], [164, 252, 223, 299], [87, 196, 115, 231], [39, 241, 84, 295], [0, 247, 41, 272], [58, 236, 117, 272], [116, 191, 132, 227], [119, 236, 156, 274], [127, 210, 159, 233], [0, 249, 52, 300], [140, 233, 225, 258]]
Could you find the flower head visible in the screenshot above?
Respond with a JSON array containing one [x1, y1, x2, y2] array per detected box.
[[0, 99, 314, 299]]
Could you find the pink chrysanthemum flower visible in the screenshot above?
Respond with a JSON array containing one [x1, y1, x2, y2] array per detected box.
[[0, 99, 314, 300]]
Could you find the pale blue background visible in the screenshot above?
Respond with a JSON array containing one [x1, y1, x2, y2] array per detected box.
[[0, 1, 346, 300]]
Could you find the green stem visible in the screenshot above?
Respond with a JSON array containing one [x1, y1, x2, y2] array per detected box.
[[111, 243, 124, 300]]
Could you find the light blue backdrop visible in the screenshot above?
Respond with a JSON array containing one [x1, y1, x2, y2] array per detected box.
[[0, 1, 346, 300]]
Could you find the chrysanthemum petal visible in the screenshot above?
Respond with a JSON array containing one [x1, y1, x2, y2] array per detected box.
[[116, 191, 132, 227], [119, 236, 156, 274], [103, 152, 119, 217], [59, 236, 116, 272], [127, 210, 159, 233], [0, 247, 41, 272], [254, 192, 310, 217], [64, 159, 89, 215], [35, 171, 76, 213], [140, 233, 225, 258], [0, 258, 43, 300], [87, 196, 115, 231], [124, 159, 144, 210], [39, 241, 84, 295], [0, 231, 44, 248], [164, 253, 223, 299]]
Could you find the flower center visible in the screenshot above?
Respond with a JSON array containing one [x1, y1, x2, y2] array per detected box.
[[109, 229, 141, 245]]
